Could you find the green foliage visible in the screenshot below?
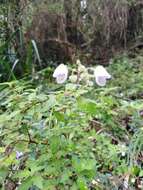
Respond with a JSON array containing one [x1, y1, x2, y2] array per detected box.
[[0, 54, 143, 189], [0, 0, 142, 188]]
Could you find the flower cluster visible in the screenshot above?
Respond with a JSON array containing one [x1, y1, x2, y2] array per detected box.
[[53, 60, 111, 87], [69, 59, 92, 86]]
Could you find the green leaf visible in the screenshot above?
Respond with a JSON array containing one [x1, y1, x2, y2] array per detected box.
[[32, 175, 43, 189], [78, 98, 97, 115], [0, 167, 8, 183], [47, 95, 57, 109], [60, 172, 69, 184], [54, 111, 65, 122], [70, 183, 78, 190], [15, 170, 31, 179], [18, 177, 33, 190], [27, 161, 45, 176], [50, 136, 61, 153], [0, 147, 5, 153], [139, 170, 143, 177], [77, 178, 88, 190], [72, 157, 96, 173], [131, 166, 140, 176]]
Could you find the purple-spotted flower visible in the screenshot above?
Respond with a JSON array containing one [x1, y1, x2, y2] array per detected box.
[[94, 65, 111, 86], [53, 64, 68, 84]]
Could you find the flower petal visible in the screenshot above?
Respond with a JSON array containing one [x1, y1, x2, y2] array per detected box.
[[53, 64, 68, 84], [94, 65, 111, 79], [16, 151, 23, 159], [56, 73, 68, 84], [95, 76, 107, 86], [53, 64, 68, 78]]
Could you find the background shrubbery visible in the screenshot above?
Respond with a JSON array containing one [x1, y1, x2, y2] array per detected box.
[[0, 0, 143, 81]]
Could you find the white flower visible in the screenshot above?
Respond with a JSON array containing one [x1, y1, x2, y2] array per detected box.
[[16, 151, 23, 159], [53, 64, 68, 84], [94, 65, 111, 86]]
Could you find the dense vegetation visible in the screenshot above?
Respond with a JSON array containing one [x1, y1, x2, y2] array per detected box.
[[0, 0, 143, 190], [1, 54, 143, 189], [0, 0, 143, 81]]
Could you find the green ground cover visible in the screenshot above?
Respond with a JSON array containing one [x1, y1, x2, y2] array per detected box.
[[0, 54, 143, 190]]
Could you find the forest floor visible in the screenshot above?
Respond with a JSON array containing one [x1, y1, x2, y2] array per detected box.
[[0, 52, 143, 190]]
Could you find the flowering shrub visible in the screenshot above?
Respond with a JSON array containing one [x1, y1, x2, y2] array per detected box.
[[0, 55, 143, 189]]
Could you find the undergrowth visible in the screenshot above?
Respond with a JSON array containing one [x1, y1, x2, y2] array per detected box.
[[0, 54, 143, 190]]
